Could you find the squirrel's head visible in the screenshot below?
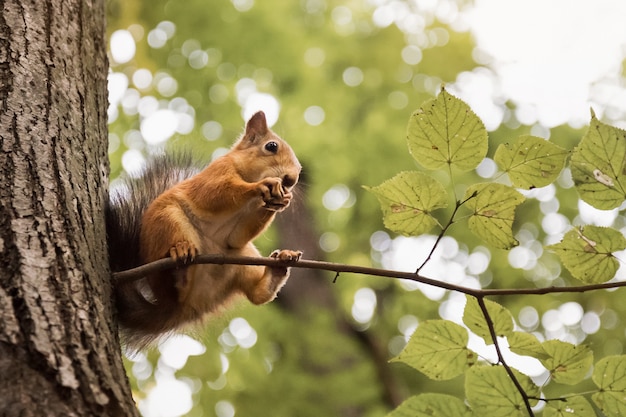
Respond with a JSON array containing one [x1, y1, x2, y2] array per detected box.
[[233, 111, 301, 191]]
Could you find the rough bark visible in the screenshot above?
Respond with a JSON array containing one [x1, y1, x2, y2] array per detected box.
[[0, 0, 138, 416]]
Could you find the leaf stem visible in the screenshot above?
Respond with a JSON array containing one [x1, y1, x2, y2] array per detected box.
[[530, 389, 599, 403]]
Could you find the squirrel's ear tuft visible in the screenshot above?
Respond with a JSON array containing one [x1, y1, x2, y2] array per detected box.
[[245, 111, 268, 139]]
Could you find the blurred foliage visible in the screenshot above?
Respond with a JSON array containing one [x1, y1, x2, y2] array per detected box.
[[107, 0, 626, 416]]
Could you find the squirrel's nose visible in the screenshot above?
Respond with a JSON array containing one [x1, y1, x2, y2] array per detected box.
[[282, 174, 297, 189]]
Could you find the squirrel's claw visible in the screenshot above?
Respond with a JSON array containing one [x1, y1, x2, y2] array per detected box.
[[170, 241, 197, 264], [270, 249, 303, 262], [261, 178, 292, 211]]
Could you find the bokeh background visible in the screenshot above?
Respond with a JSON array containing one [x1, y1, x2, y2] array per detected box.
[[106, 0, 626, 415]]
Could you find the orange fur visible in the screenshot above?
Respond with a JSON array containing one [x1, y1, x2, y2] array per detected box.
[[111, 111, 302, 349]]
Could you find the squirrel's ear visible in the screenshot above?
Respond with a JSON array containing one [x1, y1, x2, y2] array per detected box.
[[244, 111, 268, 139]]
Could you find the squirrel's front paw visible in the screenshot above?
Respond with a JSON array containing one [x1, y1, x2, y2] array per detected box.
[[270, 249, 303, 262], [260, 178, 292, 211], [169, 241, 197, 264]]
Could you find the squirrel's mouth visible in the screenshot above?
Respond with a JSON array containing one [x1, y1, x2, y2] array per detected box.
[[263, 202, 289, 212]]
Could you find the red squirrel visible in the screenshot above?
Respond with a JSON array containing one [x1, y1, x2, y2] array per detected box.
[[106, 111, 302, 349]]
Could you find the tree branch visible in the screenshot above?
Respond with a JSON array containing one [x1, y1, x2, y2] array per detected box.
[[475, 296, 534, 417], [112, 254, 626, 297]]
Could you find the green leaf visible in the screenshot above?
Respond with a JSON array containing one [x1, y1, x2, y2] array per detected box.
[[592, 355, 626, 417], [365, 171, 448, 236], [570, 114, 626, 209], [464, 183, 525, 249], [507, 332, 549, 360], [540, 340, 593, 385], [463, 296, 514, 344], [465, 366, 539, 417], [386, 394, 471, 417], [548, 225, 626, 284], [391, 320, 477, 381], [544, 396, 595, 417], [407, 87, 488, 171], [494, 135, 568, 189]]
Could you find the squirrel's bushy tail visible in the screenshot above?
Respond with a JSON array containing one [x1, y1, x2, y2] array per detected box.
[[106, 153, 199, 349]]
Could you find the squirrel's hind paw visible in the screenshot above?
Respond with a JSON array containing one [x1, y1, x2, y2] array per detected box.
[[270, 249, 303, 262]]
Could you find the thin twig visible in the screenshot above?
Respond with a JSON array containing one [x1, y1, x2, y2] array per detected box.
[[475, 296, 534, 417], [112, 254, 626, 297], [416, 191, 477, 274]]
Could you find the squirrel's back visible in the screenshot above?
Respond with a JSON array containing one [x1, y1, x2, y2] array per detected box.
[[106, 154, 203, 348], [106, 153, 200, 273]]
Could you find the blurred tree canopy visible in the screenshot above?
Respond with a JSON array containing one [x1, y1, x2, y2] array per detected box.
[[106, 1, 626, 416]]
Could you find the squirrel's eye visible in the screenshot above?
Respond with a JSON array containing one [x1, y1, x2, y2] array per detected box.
[[264, 141, 278, 153]]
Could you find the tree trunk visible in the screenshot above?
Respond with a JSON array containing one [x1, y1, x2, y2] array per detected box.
[[0, 0, 138, 415]]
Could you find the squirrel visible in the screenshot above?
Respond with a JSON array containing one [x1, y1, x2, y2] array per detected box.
[[106, 111, 302, 349]]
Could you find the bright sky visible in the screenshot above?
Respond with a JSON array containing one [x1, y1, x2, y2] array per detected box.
[[109, 0, 626, 148], [457, 0, 626, 129]]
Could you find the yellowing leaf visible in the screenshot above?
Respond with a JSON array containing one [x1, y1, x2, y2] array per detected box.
[[507, 332, 549, 360], [365, 171, 448, 236], [544, 396, 595, 417], [570, 115, 626, 209], [391, 320, 477, 381], [463, 296, 513, 344], [464, 183, 525, 249], [548, 226, 626, 284], [540, 340, 593, 385], [407, 87, 488, 171], [494, 135, 568, 189], [592, 355, 626, 417], [386, 394, 471, 417], [465, 366, 539, 417]]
